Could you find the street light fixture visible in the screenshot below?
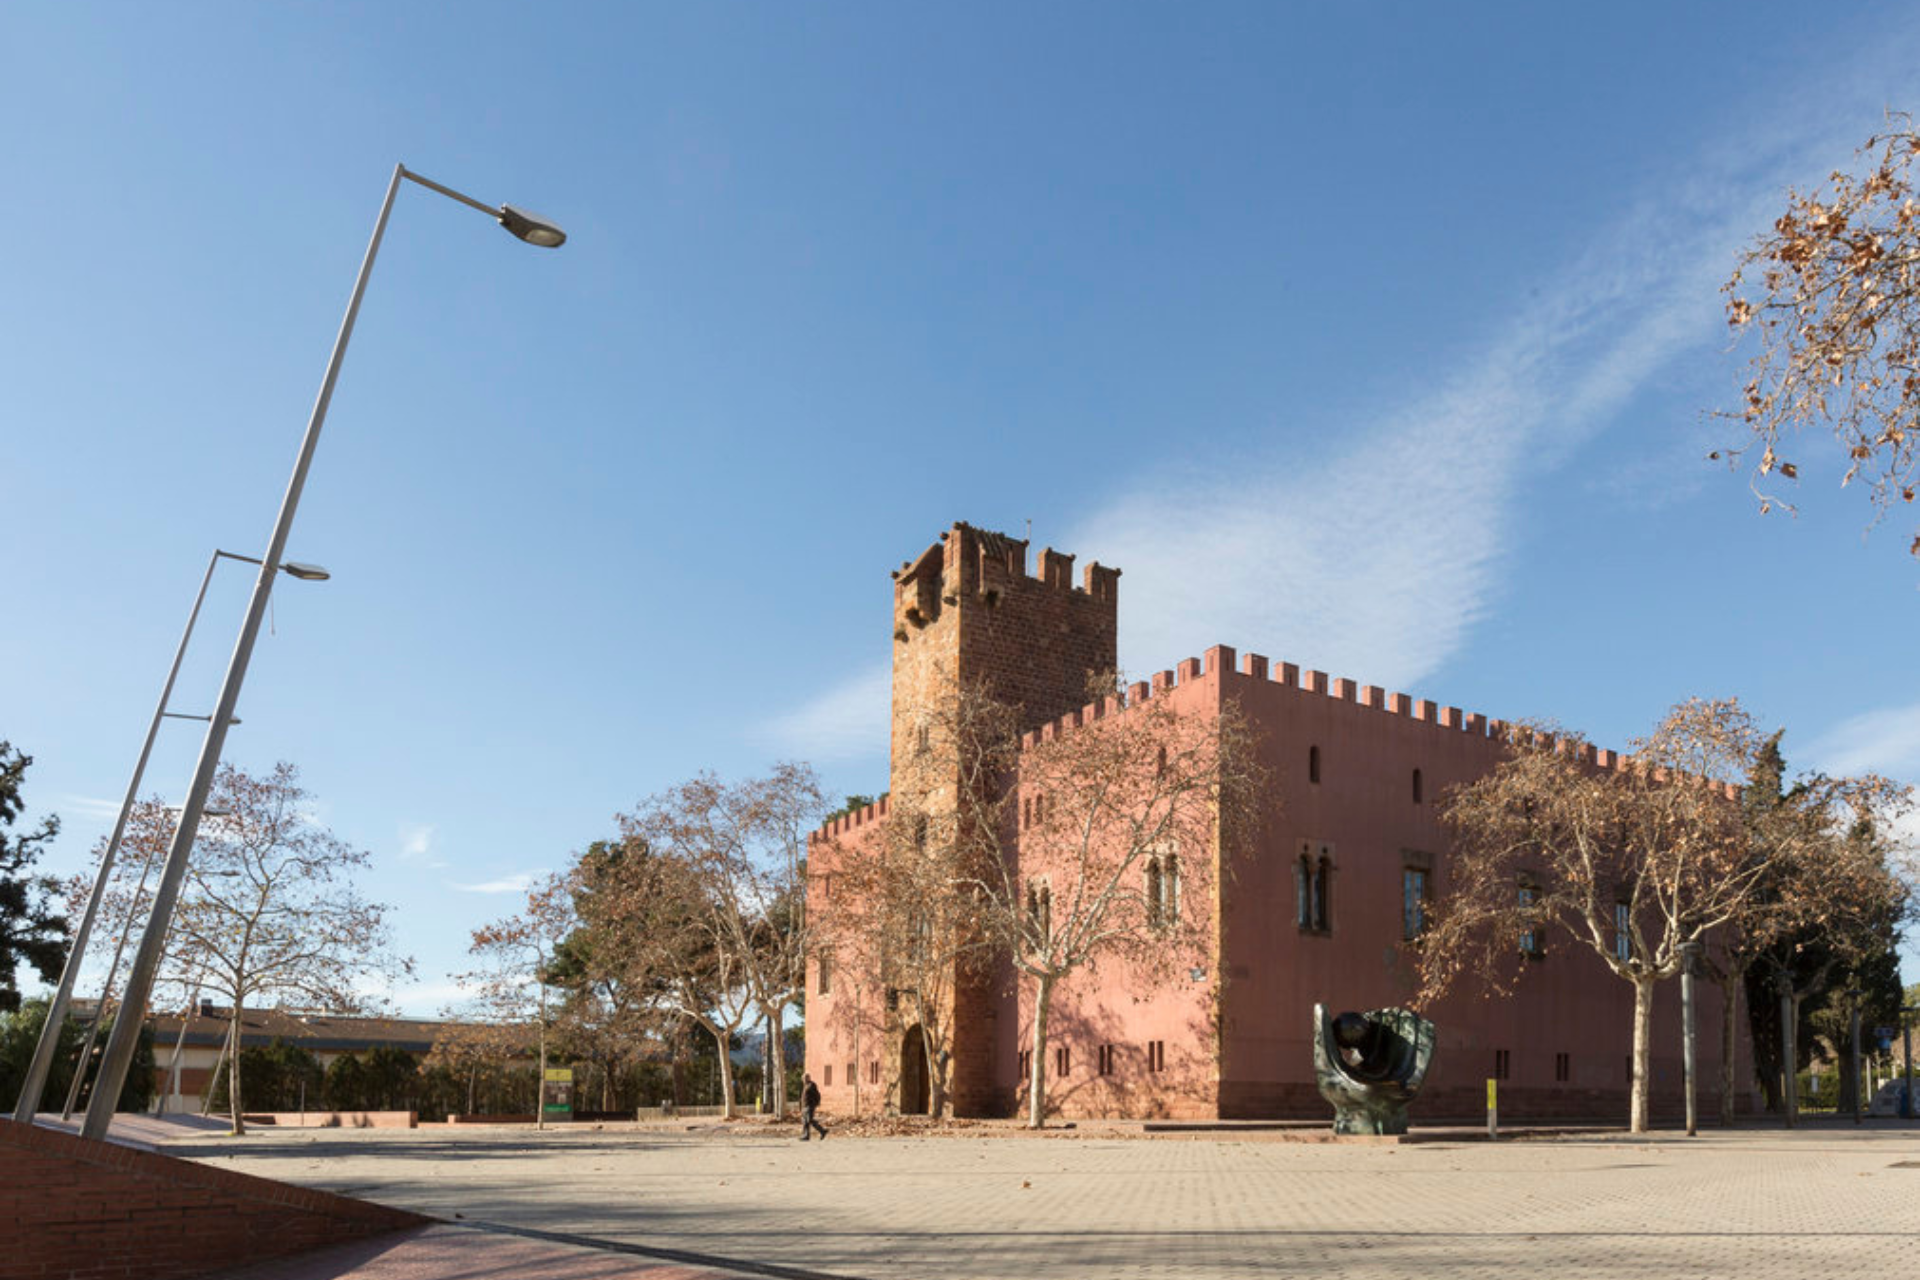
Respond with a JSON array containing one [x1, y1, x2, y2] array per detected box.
[[80, 163, 565, 1142], [11, 553, 321, 1124]]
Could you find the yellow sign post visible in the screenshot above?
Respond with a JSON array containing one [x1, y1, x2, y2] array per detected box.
[[1486, 1078, 1498, 1140]]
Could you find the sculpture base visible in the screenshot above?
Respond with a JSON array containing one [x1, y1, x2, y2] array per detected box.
[[1330, 1103, 1410, 1136]]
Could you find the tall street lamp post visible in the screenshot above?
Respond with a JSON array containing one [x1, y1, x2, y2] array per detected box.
[[81, 165, 565, 1142], [12, 551, 323, 1124]]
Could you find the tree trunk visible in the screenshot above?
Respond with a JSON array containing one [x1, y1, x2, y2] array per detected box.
[[467, 1064, 476, 1116], [925, 1020, 947, 1120], [1629, 977, 1654, 1134], [1718, 964, 1744, 1126], [768, 1005, 788, 1119], [1027, 974, 1054, 1130], [535, 983, 548, 1131], [706, 1022, 738, 1118], [227, 1007, 246, 1136]]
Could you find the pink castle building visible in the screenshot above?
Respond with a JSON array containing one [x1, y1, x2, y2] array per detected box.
[[806, 522, 1750, 1123]]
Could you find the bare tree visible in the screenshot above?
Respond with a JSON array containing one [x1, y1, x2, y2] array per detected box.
[[1418, 699, 1896, 1132], [873, 675, 1262, 1129], [80, 763, 411, 1133], [615, 767, 827, 1120], [455, 872, 578, 1129], [1721, 112, 1920, 556]]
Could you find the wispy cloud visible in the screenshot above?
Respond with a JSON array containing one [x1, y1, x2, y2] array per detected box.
[[760, 662, 891, 762], [397, 822, 447, 869], [764, 80, 1908, 758], [55, 794, 125, 825], [1800, 701, 1920, 781], [447, 871, 542, 895], [1074, 151, 1824, 687]]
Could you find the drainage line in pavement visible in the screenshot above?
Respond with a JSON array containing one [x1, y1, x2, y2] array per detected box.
[[459, 1219, 871, 1280]]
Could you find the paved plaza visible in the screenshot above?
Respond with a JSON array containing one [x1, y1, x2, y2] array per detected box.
[[154, 1118, 1920, 1280]]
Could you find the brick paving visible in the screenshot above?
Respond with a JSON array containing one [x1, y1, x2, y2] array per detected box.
[[167, 1120, 1920, 1279]]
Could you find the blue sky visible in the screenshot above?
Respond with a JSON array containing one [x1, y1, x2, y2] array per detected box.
[[6, 2, 1919, 1015]]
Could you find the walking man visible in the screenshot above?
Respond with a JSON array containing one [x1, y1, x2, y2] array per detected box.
[[800, 1073, 827, 1141]]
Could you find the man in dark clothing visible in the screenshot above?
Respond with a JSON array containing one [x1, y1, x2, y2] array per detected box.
[[800, 1074, 827, 1140]]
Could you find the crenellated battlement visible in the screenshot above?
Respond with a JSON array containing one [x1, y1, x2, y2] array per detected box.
[[890, 522, 1120, 633], [1004, 641, 1738, 798], [809, 792, 892, 846]]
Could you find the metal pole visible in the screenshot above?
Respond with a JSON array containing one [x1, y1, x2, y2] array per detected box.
[[1778, 975, 1795, 1129], [11, 552, 224, 1122], [155, 986, 199, 1114], [83, 165, 406, 1141], [1904, 1007, 1916, 1122], [1681, 944, 1698, 1137], [1849, 995, 1862, 1125]]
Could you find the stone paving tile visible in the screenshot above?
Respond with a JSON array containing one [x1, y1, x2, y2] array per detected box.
[[172, 1122, 1920, 1280]]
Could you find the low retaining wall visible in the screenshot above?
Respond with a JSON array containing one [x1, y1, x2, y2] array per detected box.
[[0, 1117, 426, 1280], [242, 1110, 417, 1129]]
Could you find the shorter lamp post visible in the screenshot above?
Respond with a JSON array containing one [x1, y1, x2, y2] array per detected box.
[[1847, 987, 1862, 1126], [1905, 1005, 1917, 1121], [11, 551, 325, 1124]]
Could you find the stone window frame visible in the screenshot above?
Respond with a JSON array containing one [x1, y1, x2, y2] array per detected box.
[[1612, 900, 1633, 963], [1401, 850, 1434, 941], [1296, 840, 1335, 935], [1145, 845, 1181, 932], [1517, 877, 1545, 959]]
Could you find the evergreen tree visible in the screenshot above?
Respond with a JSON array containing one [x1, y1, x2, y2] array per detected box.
[[0, 742, 67, 1012]]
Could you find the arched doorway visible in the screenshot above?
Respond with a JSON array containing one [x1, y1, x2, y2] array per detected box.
[[899, 1025, 930, 1115]]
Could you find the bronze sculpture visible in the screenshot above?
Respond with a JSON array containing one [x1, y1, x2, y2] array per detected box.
[[1312, 1003, 1436, 1135]]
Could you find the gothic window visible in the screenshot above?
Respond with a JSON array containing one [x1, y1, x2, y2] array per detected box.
[[912, 814, 929, 853], [1297, 841, 1334, 933], [817, 948, 833, 996], [1145, 858, 1163, 928], [1613, 901, 1632, 963], [1145, 850, 1180, 930], [1027, 880, 1051, 947], [915, 720, 931, 755], [1402, 867, 1429, 940], [1519, 882, 1543, 957]]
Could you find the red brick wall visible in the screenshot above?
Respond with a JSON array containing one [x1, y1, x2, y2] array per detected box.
[[0, 1118, 425, 1280]]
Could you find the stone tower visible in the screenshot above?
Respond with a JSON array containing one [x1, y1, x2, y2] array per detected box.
[[886, 522, 1120, 1114]]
